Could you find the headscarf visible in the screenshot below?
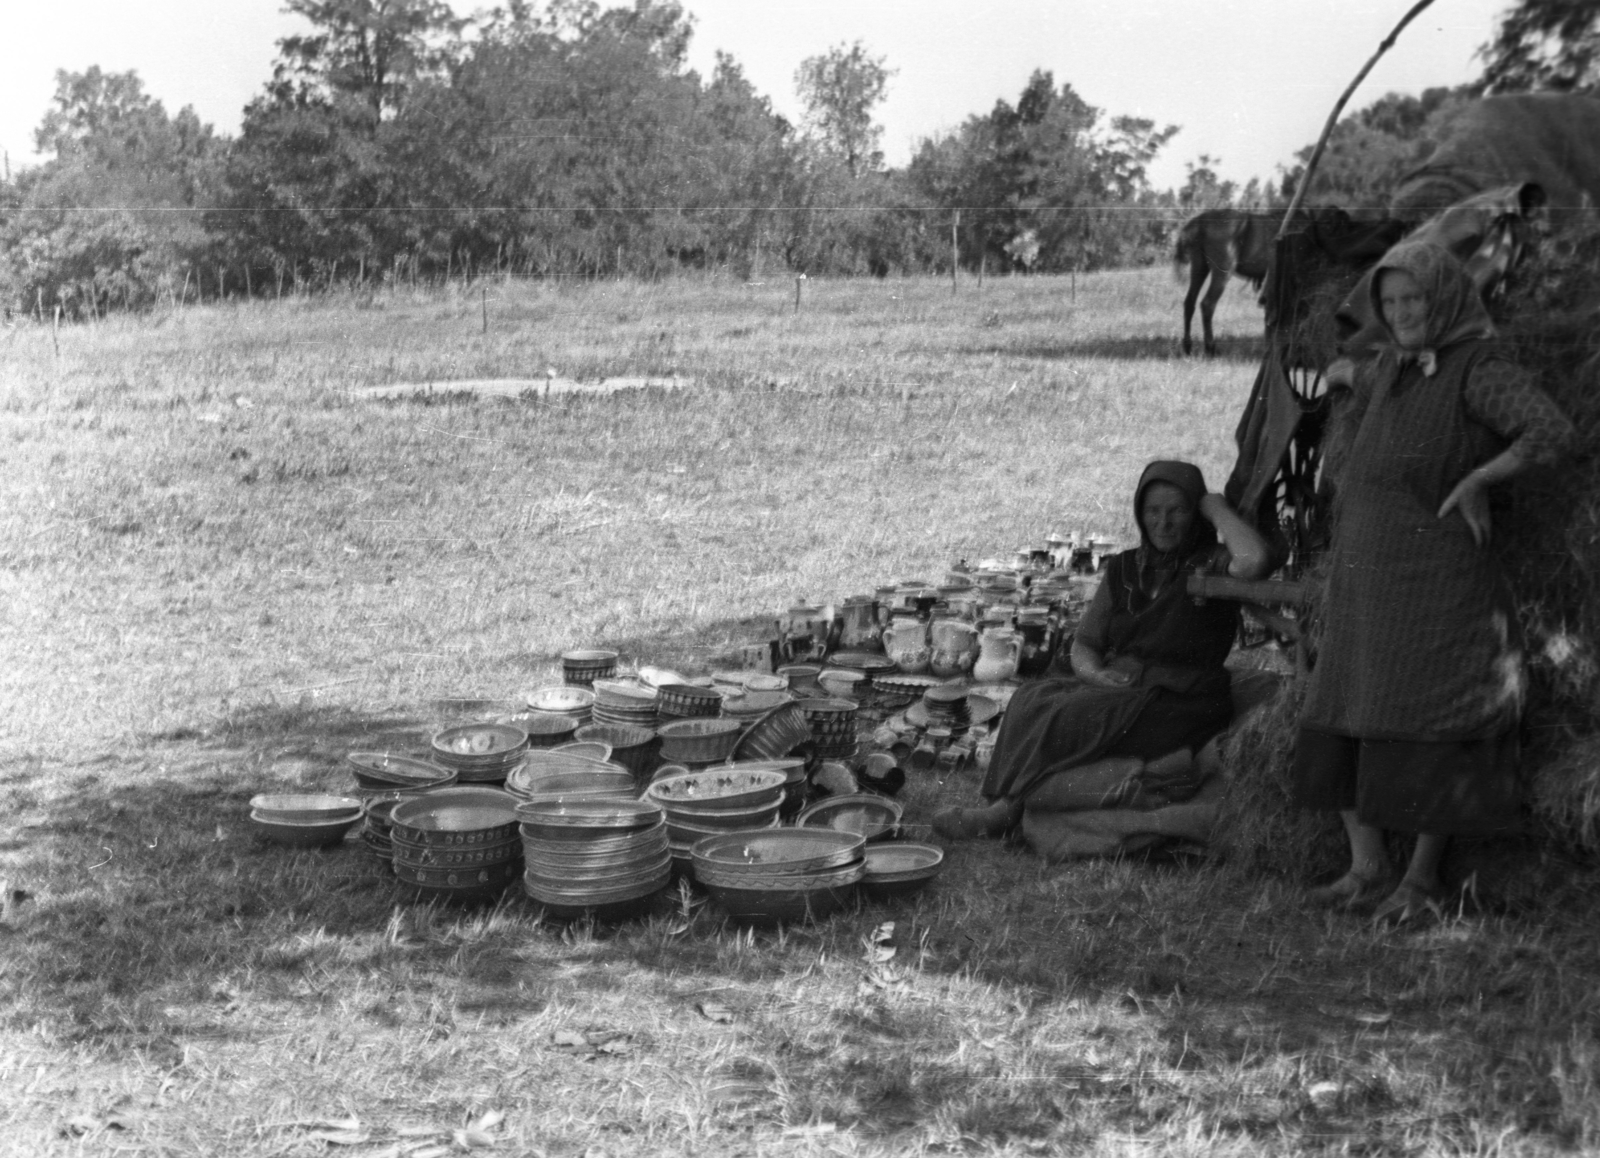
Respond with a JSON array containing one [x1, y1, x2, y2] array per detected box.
[[1367, 240, 1495, 377], [1129, 460, 1217, 599]]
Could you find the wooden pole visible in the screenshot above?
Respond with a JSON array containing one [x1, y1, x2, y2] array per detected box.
[[481, 285, 488, 334], [794, 274, 804, 313], [950, 210, 960, 294], [1278, 0, 1436, 240]]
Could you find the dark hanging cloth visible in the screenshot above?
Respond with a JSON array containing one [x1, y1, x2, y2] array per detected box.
[[981, 461, 1241, 804]]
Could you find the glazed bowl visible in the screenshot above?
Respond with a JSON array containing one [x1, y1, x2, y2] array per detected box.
[[250, 811, 362, 849], [861, 842, 946, 899], [656, 718, 743, 765], [796, 794, 904, 842]]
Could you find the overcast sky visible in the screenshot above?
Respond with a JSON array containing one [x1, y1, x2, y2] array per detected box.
[[1, 0, 1509, 192]]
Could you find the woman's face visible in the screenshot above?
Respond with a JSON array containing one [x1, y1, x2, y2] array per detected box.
[[1378, 268, 1429, 350], [1140, 482, 1195, 554]]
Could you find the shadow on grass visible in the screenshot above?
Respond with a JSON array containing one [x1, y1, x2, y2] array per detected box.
[[959, 334, 1267, 364]]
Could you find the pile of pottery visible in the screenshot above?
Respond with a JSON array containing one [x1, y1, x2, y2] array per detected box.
[[690, 829, 867, 924], [645, 766, 788, 868], [519, 797, 671, 917], [431, 724, 531, 785], [657, 718, 743, 768], [388, 786, 523, 904], [250, 793, 365, 848]]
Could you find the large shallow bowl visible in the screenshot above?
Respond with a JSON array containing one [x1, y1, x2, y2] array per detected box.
[[656, 718, 742, 764], [526, 685, 597, 715], [250, 811, 362, 849], [346, 752, 459, 793], [505, 762, 637, 801], [691, 828, 866, 874], [694, 857, 863, 892], [431, 723, 530, 761], [550, 740, 612, 762], [646, 767, 787, 811], [666, 812, 780, 845], [249, 794, 364, 824], [389, 786, 520, 846], [493, 711, 580, 748], [861, 842, 945, 899], [515, 796, 662, 836], [796, 794, 905, 842], [520, 816, 668, 854]]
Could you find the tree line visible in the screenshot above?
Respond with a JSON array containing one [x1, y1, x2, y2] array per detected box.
[[0, 0, 1589, 318]]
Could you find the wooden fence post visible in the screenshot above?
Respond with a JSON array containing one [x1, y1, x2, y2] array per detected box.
[[950, 210, 960, 294]]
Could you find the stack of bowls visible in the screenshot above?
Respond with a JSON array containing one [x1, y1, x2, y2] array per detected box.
[[797, 698, 860, 762], [249, 794, 365, 849], [346, 752, 457, 800], [646, 766, 787, 865], [690, 829, 866, 924], [525, 685, 595, 728], [431, 724, 531, 785], [655, 683, 724, 724], [916, 685, 971, 733], [505, 750, 637, 802], [562, 649, 619, 686], [388, 786, 522, 903], [519, 797, 671, 918], [732, 699, 813, 761], [360, 795, 408, 865], [656, 719, 743, 768], [590, 680, 661, 728], [572, 723, 660, 786]]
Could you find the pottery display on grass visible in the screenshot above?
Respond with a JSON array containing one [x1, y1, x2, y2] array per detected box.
[[881, 615, 931, 674], [972, 626, 1021, 683], [928, 618, 979, 679]]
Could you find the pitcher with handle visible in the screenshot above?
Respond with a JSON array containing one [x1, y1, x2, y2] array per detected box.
[[972, 625, 1021, 683]]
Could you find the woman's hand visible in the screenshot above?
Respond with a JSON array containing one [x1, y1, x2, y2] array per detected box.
[[1439, 471, 1492, 547], [1082, 667, 1133, 688]]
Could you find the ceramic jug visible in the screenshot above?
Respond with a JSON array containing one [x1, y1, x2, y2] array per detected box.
[[882, 615, 931, 674], [972, 626, 1021, 683], [929, 619, 979, 678], [838, 596, 882, 652], [777, 603, 836, 662]]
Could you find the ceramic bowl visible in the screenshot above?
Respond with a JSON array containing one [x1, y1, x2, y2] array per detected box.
[[549, 741, 612, 762], [250, 811, 362, 849], [389, 786, 520, 846], [796, 794, 904, 842], [526, 685, 597, 715], [860, 842, 945, 899], [646, 767, 787, 811], [346, 752, 458, 794], [249, 794, 364, 824], [657, 718, 743, 764]]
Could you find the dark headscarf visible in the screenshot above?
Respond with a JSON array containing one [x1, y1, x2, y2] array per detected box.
[[1129, 460, 1217, 599], [1367, 241, 1495, 375]]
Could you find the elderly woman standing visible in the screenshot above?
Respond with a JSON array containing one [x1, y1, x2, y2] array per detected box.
[[936, 460, 1270, 841], [1294, 241, 1574, 924]]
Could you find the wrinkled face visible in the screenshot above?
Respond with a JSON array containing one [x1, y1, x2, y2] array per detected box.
[[1378, 268, 1429, 350], [1140, 481, 1195, 554]]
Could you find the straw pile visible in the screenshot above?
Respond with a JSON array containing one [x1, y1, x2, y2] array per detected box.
[[1216, 214, 1600, 875]]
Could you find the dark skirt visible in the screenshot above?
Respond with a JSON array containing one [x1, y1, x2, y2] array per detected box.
[[982, 675, 1235, 804], [1292, 725, 1520, 836]]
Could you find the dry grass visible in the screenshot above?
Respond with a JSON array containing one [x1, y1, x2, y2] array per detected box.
[[3, 269, 1599, 1156]]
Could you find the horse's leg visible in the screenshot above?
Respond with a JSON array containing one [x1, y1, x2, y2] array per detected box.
[[1181, 257, 1205, 355], [1201, 269, 1230, 357]]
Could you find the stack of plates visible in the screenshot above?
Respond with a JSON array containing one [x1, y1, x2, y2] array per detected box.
[[905, 692, 1000, 734], [873, 673, 945, 700], [389, 787, 522, 904], [346, 752, 457, 799], [591, 680, 661, 728], [797, 698, 860, 761], [562, 649, 619, 686], [733, 700, 813, 761], [917, 685, 969, 730], [655, 683, 724, 723], [505, 751, 637, 801], [430, 724, 531, 785], [826, 654, 898, 686], [360, 795, 408, 865], [796, 793, 904, 842], [645, 767, 787, 856], [249, 794, 364, 848], [525, 685, 596, 728], [518, 797, 671, 918], [690, 829, 866, 924]]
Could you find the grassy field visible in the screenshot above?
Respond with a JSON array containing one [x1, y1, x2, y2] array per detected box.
[[3, 269, 1599, 1156]]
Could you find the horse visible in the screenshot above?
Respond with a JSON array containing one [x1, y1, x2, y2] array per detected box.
[[1174, 209, 1278, 355]]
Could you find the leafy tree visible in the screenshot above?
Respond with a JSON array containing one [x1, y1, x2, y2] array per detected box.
[[795, 41, 893, 178], [1178, 154, 1236, 210], [1479, 0, 1599, 93]]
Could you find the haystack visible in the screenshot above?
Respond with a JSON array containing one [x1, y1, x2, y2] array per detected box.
[[1216, 214, 1600, 877]]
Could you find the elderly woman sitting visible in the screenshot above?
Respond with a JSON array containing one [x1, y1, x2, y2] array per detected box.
[[935, 460, 1271, 844]]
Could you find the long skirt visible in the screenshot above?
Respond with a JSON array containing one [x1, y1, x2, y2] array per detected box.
[[981, 675, 1234, 804], [1291, 725, 1519, 836]]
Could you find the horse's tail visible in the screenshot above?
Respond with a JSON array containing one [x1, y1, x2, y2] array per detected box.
[[1173, 219, 1196, 279]]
